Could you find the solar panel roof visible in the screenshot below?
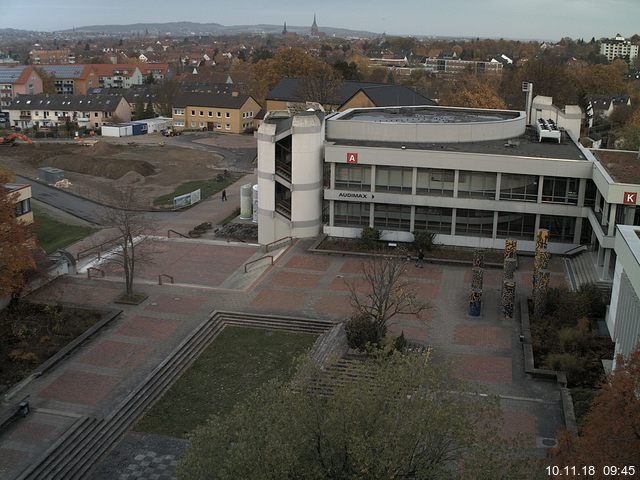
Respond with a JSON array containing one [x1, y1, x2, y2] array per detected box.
[[39, 65, 85, 78], [0, 66, 27, 83]]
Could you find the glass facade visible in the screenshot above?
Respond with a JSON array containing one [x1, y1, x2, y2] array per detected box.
[[542, 176, 579, 205], [335, 164, 371, 191], [375, 166, 412, 194], [416, 168, 454, 196], [539, 215, 576, 243], [457, 171, 497, 199], [414, 206, 453, 234], [500, 174, 538, 202], [496, 212, 536, 240], [455, 209, 494, 237], [334, 201, 370, 227], [373, 203, 411, 231]]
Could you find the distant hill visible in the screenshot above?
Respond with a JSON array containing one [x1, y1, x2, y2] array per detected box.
[[59, 21, 379, 38]]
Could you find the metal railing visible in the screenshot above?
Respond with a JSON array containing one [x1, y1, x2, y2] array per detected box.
[[87, 267, 105, 279], [167, 229, 188, 238], [244, 255, 273, 273], [563, 244, 588, 257], [158, 274, 174, 285], [76, 236, 122, 261], [264, 236, 292, 253]]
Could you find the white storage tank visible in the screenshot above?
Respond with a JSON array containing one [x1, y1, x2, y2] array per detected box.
[[240, 183, 252, 219], [252, 184, 258, 223]]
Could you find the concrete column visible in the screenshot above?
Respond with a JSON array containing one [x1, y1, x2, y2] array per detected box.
[[537, 175, 544, 203], [330, 162, 335, 189], [602, 249, 611, 280], [577, 178, 586, 207], [369, 202, 374, 227], [608, 203, 617, 236], [411, 167, 417, 196], [595, 190, 601, 213], [451, 208, 457, 236], [624, 205, 635, 225], [453, 170, 460, 198], [573, 217, 583, 244], [329, 200, 334, 226], [370, 165, 376, 192], [492, 211, 499, 239], [534, 214, 541, 233], [410, 205, 416, 232], [495, 172, 502, 201]]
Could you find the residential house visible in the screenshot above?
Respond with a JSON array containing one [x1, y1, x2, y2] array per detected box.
[[139, 63, 171, 82], [91, 64, 144, 88], [2, 183, 33, 225], [36, 65, 98, 94], [8, 94, 131, 130], [29, 48, 76, 64], [586, 94, 632, 127], [0, 66, 43, 110], [172, 92, 261, 133], [265, 78, 436, 112]]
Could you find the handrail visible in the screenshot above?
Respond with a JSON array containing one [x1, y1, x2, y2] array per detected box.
[[167, 229, 188, 238], [563, 244, 588, 258], [87, 267, 105, 279], [76, 236, 122, 261], [264, 235, 293, 253], [244, 255, 273, 273], [158, 274, 174, 285]]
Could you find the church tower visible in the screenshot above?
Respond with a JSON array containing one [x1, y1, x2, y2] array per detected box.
[[282, 21, 287, 36], [311, 14, 319, 36]]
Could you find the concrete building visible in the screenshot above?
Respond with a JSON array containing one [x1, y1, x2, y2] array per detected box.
[[29, 48, 76, 64], [7, 94, 131, 130], [91, 64, 144, 89], [172, 92, 260, 133], [607, 224, 640, 365], [258, 105, 640, 286], [36, 65, 98, 95], [531, 96, 582, 139], [600, 34, 639, 63], [0, 66, 43, 110], [421, 56, 503, 76]]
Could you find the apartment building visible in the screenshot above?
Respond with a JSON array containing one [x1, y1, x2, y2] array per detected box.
[[600, 34, 639, 62], [2, 183, 33, 225], [0, 66, 43, 110], [29, 48, 76, 64], [172, 92, 261, 133], [36, 65, 98, 95], [7, 94, 131, 130], [91, 64, 144, 88]]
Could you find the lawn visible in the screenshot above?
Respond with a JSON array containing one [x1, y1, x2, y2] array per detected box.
[[133, 326, 317, 438], [153, 172, 243, 206], [32, 206, 97, 253]]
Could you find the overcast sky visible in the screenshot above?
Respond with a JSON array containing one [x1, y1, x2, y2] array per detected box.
[[2, 0, 638, 40]]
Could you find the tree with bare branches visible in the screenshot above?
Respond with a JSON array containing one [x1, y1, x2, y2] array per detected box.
[[348, 254, 428, 343], [100, 187, 155, 301]]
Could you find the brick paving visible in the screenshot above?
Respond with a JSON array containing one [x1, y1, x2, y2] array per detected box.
[[452, 354, 513, 384], [115, 316, 180, 340], [39, 370, 123, 406], [77, 340, 153, 369], [454, 324, 512, 349]]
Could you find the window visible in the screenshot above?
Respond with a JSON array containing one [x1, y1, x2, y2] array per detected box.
[[455, 209, 494, 237], [173, 108, 184, 116], [414, 207, 452, 234], [335, 164, 371, 191], [225, 124, 230, 130], [457, 171, 497, 199], [191, 121, 196, 127], [373, 203, 411, 231], [542, 176, 579, 204], [375, 166, 412, 193], [199, 111, 204, 116], [500, 174, 538, 202], [94, 112, 98, 117], [217, 112, 221, 118], [334, 201, 370, 227], [191, 110, 196, 116], [225, 112, 230, 118], [496, 212, 536, 240], [208, 111, 213, 117], [539, 215, 576, 243], [199, 122, 205, 127], [14, 198, 31, 216], [174, 120, 185, 127], [416, 168, 454, 196]]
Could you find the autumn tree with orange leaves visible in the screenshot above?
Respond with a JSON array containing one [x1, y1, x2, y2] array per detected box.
[[439, 74, 507, 110], [548, 345, 640, 478], [0, 168, 37, 298]]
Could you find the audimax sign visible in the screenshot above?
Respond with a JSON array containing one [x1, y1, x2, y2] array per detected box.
[[338, 192, 370, 199]]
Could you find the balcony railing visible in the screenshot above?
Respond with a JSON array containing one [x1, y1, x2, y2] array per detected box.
[[275, 200, 291, 220], [275, 161, 292, 182]]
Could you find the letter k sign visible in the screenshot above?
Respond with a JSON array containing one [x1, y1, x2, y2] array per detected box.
[[624, 192, 637, 205]]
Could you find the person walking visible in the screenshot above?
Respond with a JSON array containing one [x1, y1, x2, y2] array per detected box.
[[221, 189, 227, 201], [415, 249, 425, 268]]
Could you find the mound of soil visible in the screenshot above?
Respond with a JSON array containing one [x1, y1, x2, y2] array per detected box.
[[39, 155, 156, 180], [114, 170, 146, 186]]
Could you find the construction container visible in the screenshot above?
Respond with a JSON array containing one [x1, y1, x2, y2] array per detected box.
[[39, 167, 65, 184], [132, 123, 148, 136]]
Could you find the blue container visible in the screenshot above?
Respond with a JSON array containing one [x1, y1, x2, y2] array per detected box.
[[132, 123, 148, 135], [468, 300, 481, 317]]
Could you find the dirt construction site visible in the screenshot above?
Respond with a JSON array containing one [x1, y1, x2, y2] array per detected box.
[[0, 139, 249, 208]]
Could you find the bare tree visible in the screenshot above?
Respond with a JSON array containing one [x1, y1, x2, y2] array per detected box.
[[100, 186, 155, 300], [348, 254, 428, 340], [300, 62, 343, 108]]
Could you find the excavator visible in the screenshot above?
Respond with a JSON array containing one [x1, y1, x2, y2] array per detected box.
[[0, 133, 34, 146]]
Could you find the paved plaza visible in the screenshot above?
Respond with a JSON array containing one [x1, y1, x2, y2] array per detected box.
[[0, 182, 570, 478]]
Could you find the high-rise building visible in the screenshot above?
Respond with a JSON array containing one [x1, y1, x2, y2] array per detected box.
[[600, 34, 639, 62]]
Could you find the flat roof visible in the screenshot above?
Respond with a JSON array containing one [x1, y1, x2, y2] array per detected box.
[[329, 128, 587, 161], [590, 149, 640, 184], [336, 106, 520, 124]]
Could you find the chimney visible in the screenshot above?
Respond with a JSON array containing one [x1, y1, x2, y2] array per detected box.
[[232, 91, 239, 97]]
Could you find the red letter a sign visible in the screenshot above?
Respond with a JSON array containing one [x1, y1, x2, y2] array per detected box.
[[347, 152, 358, 164], [624, 192, 637, 205]]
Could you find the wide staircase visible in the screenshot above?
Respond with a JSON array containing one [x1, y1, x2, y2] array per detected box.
[[565, 251, 612, 294], [15, 311, 334, 480]]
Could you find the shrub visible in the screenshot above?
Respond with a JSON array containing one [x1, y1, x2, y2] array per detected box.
[[412, 231, 437, 252], [393, 331, 408, 352], [577, 283, 608, 319], [545, 353, 587, 384], [360, 227, 381, 248], [345, 313, 381, 350]]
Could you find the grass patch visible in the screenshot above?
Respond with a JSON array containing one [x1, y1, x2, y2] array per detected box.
[[32, 206, 97, 253], [153, 172, 243, 206], [133, 326, 317, 438]]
